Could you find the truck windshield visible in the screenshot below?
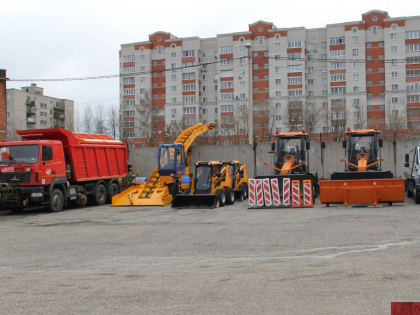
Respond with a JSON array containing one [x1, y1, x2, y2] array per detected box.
[[0, 145, 39, 165]]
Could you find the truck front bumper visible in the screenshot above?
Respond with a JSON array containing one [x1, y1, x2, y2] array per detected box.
[[0, 185, 45, 211]]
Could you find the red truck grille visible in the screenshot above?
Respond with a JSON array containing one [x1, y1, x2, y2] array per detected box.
[[0, 172, 31, 184]]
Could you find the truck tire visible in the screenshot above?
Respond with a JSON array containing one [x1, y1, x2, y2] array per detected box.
[[225, 188, 235, 205], [49, 189, 64, 212], [107, 182, 120, 203], [95, 183, 107, 205], [216, 189, 226, 207]]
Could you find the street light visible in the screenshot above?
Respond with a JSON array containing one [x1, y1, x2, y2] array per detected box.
[[245, 42, 253, 144]]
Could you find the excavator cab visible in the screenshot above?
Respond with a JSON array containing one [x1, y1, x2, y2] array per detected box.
[[275, 135, 306, 174], [157, 144, 186, 176]]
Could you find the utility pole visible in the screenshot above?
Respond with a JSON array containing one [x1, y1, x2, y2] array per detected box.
[[0, 69, 7, 141], [246, 43, 253, 145]]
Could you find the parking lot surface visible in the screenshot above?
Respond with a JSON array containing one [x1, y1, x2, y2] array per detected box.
[[1, 200, 420, 314]]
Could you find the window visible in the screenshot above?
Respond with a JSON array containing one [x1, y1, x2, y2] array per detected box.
[[307, 67, 313, 73], [183, 95, 196, 103], [392, 84, 398, 91], [139, 65, 145, 72], [220, 105, 233, 112], [379, 42, 384, 48], [183, 84, 196, 91], [391, 46, 397, 53], [42, 146, 53, 162], [352, 36, 359, 43], [253, 75, 259, 81], [330, 62, 345, 70], [123, 88, 135, 95], [183, 61, 195, 67], [353, 86, 359, 93], [288, 77, 302, 85], [392, 97, 398, 104], [182, 49, 195, 57], [407, 69, 420, 77], [408, 95, 420, 103], [391, 71, 397, 78], [123, 77, 135, 85], [329, 37, 345, 45], [353, 98, 360, 105], [379, 67, 384, 73], [123, 55, 135, 62], [352, 49, 358, 56], [330, 74, 345, 82], [275, 79, 281, 85], [330, 50, 345, 58], [182, 72, 195, 80], [275, 91, 281, 97], [275, 43, 281, 49], [406, 31, 420, 39], [308, 79, 314, 85], [171, 63, 176, 70], [288, 53, 302, 60], [171, 97, 176, 103], [367, 81, 373, 86], [406, 43, 420, 52], [367, 55, 372, 61], [288, 65, 302, 73], [322, 42, 327, 49], [288, 41, 302, 48], [322, 90, 328, 96], [408, 82, 420, 91], [183, 107, 196, 114], [392, 59, 397, 65], [171, 86, 176, 92], [288, 89, 303, 96], [391, 33, 397, 40], [407, 56, 420, 64], [220, 81, 233, 89], [353, 74, 359, 81], [171, 74, 176, 81], [123, 67, 135, 74], [220, 93, 234, 100], [352, 61, 359, 68], [40, 103, 47, 109], [330, 86, 346, 95], [220, 47, 233, 54], [380, 80, 384, 86], [240, 93, 246, 99], [322, 53, 327, 60]]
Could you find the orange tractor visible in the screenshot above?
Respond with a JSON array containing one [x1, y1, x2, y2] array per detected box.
[[320, 128, 404, 206]]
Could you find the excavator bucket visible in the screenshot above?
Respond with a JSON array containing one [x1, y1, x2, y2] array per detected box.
[[112, 167, 172, 206], [320, 178, 404, 206], [172, 194, 219, 208]]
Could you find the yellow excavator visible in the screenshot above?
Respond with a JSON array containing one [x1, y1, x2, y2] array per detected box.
[[172, 161, 234, 208], [112, 123, 216, 206]]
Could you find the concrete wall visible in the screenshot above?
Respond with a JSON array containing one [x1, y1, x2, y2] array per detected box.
[[128, 138, 420, 179]]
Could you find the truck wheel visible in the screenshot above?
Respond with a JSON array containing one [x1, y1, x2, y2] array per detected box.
[[107, 182, 120, 203], [49, 189, 64, 212], [225, 188, 235, 205], [216, 190, 226, 207], [95, 183, 107, 205]]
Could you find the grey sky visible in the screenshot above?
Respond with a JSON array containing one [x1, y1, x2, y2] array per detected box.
[[1, 0, 419, 112]]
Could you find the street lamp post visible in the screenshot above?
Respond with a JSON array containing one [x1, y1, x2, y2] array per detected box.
[[245, 43, 253, 145]]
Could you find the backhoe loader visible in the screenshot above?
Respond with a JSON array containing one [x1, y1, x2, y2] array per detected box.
[[320, 128, 404, 206], [112, 123, 216, 206], [222, 160, 249, 201], [172, 161, 234, 208]]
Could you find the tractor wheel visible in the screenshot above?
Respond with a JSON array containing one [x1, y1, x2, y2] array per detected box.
[[95, 183, 107, 206], [216, 190, 226, 207], [225, 188, 235, 205], [107, 182, 120, 203], [48, 189, 64, 212], [243, 183, 248, 199]]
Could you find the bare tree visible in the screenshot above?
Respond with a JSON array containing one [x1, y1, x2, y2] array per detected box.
[[93, 104, 108, 134], [386, 99, 407, 139], [107, 105, 120, 139], [353, 104, 365, 130], [302, 104, 323, 134], [82, 106, 93, 133], [284, 100, 303, 131], [232, 104, 249, 144], [253, 100, 276, 142]]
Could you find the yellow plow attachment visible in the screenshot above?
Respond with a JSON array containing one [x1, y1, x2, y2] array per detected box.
[[320, 178, 404, 206]]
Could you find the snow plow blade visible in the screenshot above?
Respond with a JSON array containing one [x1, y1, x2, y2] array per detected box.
[[319, 178, 404, 206], [112, 183, 172, 206], [172, 194, 219, 208]]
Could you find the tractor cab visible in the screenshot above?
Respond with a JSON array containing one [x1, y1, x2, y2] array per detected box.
[[194, 162, 222, 194], [273, 131, 309, 174], [157, 144, 186, 176], [343, 129, 381, 172]]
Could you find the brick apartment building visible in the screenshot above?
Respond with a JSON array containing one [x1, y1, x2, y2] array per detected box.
[[119, 10, 420, 146], [6, 83, 74, 140]]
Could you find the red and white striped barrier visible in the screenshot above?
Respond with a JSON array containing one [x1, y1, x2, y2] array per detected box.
[[256, 179, 264, 207], [303, 180, 313, 207], [248, 178, 256, 207], [291, 180, 301, 207], [262, 178, 272, 206], [283, 178, 291, 206], [270, 178, 281, 206]]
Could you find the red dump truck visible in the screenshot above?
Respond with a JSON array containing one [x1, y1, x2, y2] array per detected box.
[[0, 128, 127, 213]]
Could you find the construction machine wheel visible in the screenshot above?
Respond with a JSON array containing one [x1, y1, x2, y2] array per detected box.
[[407, 187, 413, 197], [95, 183, 107, 206], [216, 189, 226, 207], [243, 184, 248, 199], [107, 182, 120, 203], [415, 189, 420, 204], [225, 188, 235, 205], [49, 188, 64, 212]]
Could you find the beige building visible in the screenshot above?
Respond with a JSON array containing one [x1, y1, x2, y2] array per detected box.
[[6, 83, 74, 140], [120, 10, 420, 145]]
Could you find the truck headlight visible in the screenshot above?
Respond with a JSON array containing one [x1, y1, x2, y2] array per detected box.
[[31, 192, 43, 198]]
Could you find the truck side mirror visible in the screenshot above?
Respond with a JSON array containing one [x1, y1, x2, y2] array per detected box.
[[321, 142, 326, 149], [379, 139, 383, 148], [342, 140, 347, 149], [405, 153, 409, 163], [271, 142, 275, 151], [306, 142, 310, 150]]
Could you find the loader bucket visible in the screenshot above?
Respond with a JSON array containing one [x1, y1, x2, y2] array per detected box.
[[112, 183, 172, 206], [172, 194, 219, 208], [319, 178, 404, 206]]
